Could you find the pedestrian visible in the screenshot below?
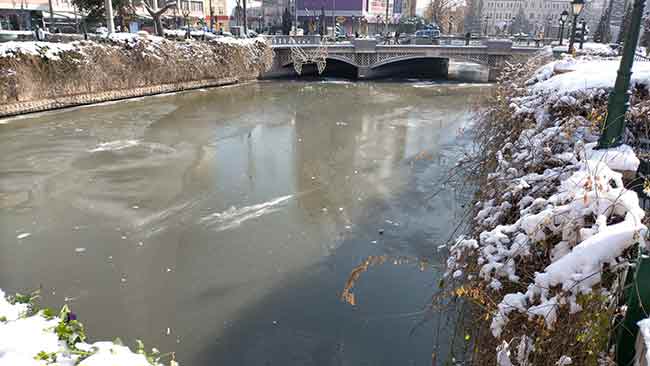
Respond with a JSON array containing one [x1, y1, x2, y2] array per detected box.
[[37, 26, 45, 41]]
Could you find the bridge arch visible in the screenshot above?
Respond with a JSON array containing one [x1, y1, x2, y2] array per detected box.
[[368, 56, 450, 79], [370, 55, 448, 69]]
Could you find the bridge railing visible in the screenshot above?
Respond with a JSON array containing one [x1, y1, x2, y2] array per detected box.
[[635, 53, 650, 62], [264, 35, 323, 45]]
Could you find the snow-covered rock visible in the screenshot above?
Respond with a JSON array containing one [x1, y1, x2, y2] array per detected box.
[[552, 42, 618, 57]]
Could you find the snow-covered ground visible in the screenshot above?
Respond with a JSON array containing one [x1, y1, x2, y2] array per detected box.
[[529, 56, 650, 95], [0, 289, 176, 366], [552, 42, 618, 57], [445, 53, 650, 364]]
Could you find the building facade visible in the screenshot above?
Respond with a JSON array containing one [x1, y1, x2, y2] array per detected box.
[[202, 0, 228, 30], [260, 0, 285, 29], [0, 0, 77, 31], [294, 0, 414, 35], [481, 0, 572, 36]]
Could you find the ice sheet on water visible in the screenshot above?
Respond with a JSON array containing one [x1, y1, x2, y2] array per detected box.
[[200, 194, 294, 232]]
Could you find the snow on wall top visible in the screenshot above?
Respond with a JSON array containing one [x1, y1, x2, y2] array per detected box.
[[531, 58, 650, 95]]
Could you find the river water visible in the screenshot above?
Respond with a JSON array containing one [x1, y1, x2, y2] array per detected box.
[[0, 80, 489, 366]]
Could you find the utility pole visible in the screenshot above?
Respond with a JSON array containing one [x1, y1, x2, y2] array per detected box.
[[105, 0, 115, 33], [151, 0, 158, 35], [243, 0, 248, 35], [209, 0, 213, 30], [47, 0, 54, 31], [384, 0, 389, 34], [332, 0, 336, 37]]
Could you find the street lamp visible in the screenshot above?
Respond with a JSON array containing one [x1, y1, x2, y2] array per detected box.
[[597, 0, 647, 150], [579, 18, 587, 49], [567, 0, 585, 54], [558, 10, 568, 45]]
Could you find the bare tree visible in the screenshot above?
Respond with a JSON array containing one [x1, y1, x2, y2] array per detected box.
[[594, 0, 613, 43], [424, 0, 456, 26], [641, 13, 650, 52], [144, 0, 176, 36]]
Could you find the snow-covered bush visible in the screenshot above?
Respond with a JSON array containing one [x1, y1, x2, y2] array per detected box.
[[444, 54, 650, 365]]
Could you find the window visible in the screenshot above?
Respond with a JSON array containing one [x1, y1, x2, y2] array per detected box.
[[191, 1, 203, 12]]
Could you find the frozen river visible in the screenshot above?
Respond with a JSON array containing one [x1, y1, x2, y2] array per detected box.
[[0, 80, 489, 365]]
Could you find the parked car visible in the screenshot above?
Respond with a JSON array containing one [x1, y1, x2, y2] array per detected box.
[[414, 28, 441, 44]]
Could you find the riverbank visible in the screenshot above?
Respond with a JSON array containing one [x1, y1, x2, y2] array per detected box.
[[0, 288, 176, 366], [444, 51, 650, 365], [0, 35, 273, 117]]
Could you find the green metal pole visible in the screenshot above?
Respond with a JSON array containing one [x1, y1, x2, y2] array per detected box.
[[597, 0, 646, 149], [616, 252, 650, 366]]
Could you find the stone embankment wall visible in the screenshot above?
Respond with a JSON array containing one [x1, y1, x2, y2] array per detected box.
[[0, 35, 273, 117]]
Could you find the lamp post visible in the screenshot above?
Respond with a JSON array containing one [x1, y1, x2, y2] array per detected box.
[[483, 15, 489, 36], [567, 0, 585, 54], [579, 18, 586, 49], [597, 0, 646, 150], [182, 7, 190, 38], [558, 10, 568, 45]]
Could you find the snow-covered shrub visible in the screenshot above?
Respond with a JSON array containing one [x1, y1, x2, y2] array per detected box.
[[445, 54, 650, 365]]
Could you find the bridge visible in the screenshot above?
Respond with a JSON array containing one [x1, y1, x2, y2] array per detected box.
[[264, 36, 542, 81]]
